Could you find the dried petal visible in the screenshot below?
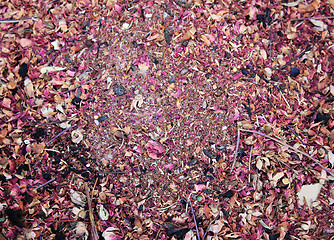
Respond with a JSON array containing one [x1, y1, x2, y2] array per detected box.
[[102, 227, 121, 240], [19, 38, 33, 48], [75, 222, 88, 240], [297, 183, 322, 207], [146, 141, 165, 159], [70, 190, 86, 206], [99, 204, 109, 220]]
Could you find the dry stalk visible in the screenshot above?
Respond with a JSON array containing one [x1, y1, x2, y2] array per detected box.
[[240, 129, 334, 177], [84, 182, 99, 240], [231, 128, 240, 172]]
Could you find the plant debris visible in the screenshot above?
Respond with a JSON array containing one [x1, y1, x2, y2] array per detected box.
[[1, 0, 334, 239]]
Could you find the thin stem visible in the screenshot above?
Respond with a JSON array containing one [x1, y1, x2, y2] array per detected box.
[[242, 78, 263, 87], [269, 25, 273, 60], [286, 125, 309, 150], [246, 64, 285, 93], [248, 146, 253, 183], [96, 43, 101, 59], [278, 37, 320, 70], [32, 177, 56, 191], [91, 178, 98, 201], [240, 129, 334, 177], [44, 149, 61, 153], [0, 17, 37, 23], [231, 128, 240, 172], [202, 210, 220, 240], [280, 91, 291, 109], [156, 202, 179, 211], [154, 227, 161, 240], [98, 171, 125, 175], [84, 183, 99, 240], [181, 197, 201, 240], [46, 124, 77, 146], [290, 16, 334, 21]]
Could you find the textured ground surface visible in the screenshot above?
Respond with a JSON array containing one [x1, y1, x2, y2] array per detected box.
[[1, 0, 334, 239]]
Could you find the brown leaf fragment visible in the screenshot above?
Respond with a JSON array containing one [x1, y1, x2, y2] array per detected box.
[[298, 0, 320, 13]]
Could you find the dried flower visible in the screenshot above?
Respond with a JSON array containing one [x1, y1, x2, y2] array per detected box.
[[70, 190, 86, 206], [99, 204, 109, 220], [71, 129, 84, 144], [75, 222, 88, 240]]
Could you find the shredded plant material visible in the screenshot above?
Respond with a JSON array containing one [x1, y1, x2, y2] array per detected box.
[[1, 0, 334, 239]]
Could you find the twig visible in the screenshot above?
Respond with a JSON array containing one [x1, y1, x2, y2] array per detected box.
[[119, 138, 124, 149], [240, 129, 334, 177], [242, 78, 263, 87], [286, 125, 309, 151], [98, 171, 125, 175], [44, 148, 61, 153], [231, 128, 240, 172], [186, 193, 193, 213], [248, 146, 253, 183], [278, 37, 320, 70], [91, 178, 98, 201], [32, 177, 56, 191], [246, 64, 285, 93], [46, 124, 77, 146], [84, 182, 99, 240], [202, 210, 220, 240], [280, 91, 291, 109], [269, 25, 273, 60], [0, 17, 37, 23], [95, 40, 107, 59], [154, 227, 161, 240], [290, 16, 334, 21], [181, 197, 201, 240]]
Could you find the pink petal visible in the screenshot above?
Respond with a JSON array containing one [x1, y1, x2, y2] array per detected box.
[[164, 163, 174, 170], [231, 108, 239, 122], [67, 70, 75, 76], [20, 38, 33, 47], [194, 184, 205, 192]]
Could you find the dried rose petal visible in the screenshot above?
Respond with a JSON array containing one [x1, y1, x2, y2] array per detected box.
[[145, 141, 165, 159]]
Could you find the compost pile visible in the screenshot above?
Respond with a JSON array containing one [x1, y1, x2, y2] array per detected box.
[[1, 0, 334, 239]]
